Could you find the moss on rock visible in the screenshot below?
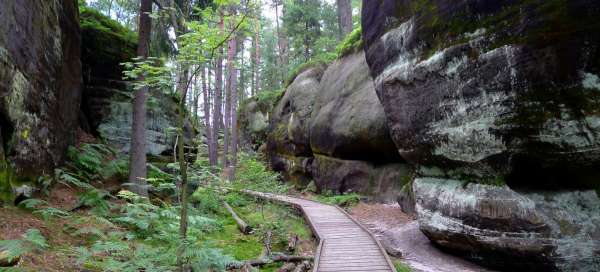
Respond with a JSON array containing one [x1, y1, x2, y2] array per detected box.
[[79, 4, 137, 80]]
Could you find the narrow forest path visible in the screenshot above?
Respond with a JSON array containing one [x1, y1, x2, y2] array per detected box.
[[242, 190, 397, 272]]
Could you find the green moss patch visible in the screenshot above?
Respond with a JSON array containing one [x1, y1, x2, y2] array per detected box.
[[79, 4, 137, 79], [336, 27, 363, 58]]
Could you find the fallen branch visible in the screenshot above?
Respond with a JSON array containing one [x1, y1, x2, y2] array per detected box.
[[223, 201, 252, 234], [226, 254, 313, 270], [263, 230, 272, 257], [287, 234, 299, 254], [293, 261, 311, 272]]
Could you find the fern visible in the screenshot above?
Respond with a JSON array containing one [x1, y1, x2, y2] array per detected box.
[[22, 229, 48, 250], [17, 198, 48, 210], [78, 189, 112, 216], [55, 168, 94, 189], [33, 207, 70, 221], [0, 228, 48, 263]]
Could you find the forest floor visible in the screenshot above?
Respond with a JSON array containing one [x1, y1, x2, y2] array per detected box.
[[0, 183, 315, 272], [350, 203, 494, 272]]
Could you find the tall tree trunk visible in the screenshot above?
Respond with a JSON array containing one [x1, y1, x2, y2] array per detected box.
[[303, 22, 310, 62], [230, 66, 239, 180], [214, 14, 225, 133], [203, 64, 218, 168], [192, 73, 199, 127], [128, 0, 152, 197], [336, 0, 352, 38], [274, 1, 288, 83], [176, 71, 189, 272], [254, 17, 261, 94], [223, 31, 237, 170], [239, 38, 245, 102]]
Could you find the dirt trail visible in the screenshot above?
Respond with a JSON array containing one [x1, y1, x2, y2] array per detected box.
[[351, 203, 494, 272]]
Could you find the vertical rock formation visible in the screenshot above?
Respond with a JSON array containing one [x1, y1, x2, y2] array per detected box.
[[362, 0, 600, 270], [265, 52, 411, 202], [79, 7, 195, 159], [0, 0, 82, 200]]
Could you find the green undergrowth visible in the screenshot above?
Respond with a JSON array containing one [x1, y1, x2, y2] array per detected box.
[[194, 190, 313, 263], [312, 192, 361, 207], [393, 260, 413, 272], [1, 149, 315, 271], [336, 27, 363, 58], [284, 53, 335, 87]]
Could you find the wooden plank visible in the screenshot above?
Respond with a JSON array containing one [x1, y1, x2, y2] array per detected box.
[[239, 190, 396, 272]]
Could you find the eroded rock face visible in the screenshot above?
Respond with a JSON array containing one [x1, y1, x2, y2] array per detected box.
[[310, 52, 401, 162], [79, 10, 194, 157], [415, 178, 600, 271], [266, 53, 410, 200], [0, 0, 81, 179], [362, 0, 600, 182], [362, 0, 600, 270]]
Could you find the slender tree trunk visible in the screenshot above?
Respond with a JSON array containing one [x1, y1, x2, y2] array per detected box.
[[279, 3, 289, 67], [128, 0, 152, 197], [230, 66, 238, 180], [223, 32, 236, 170], [176, 74, 189, 272], [192, 74, 199, 127], [250, 37, 256, 97], [239, 38, 245, 102], [336, 0, 352, 38], [254, 17, 261, 94], [214, 13, 225, 134], [303, 22, 310, 61], [203, 64, 218, 168], [108, 0, 114, 17], [274, 1, 288, 83]]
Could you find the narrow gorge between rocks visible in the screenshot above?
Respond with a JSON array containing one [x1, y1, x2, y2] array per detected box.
[[1, 0, 599, 271]]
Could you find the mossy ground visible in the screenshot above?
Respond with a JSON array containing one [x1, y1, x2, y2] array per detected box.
[[200, 195, 314, 263]]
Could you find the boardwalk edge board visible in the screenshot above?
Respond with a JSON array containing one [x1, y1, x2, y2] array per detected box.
[[240, 190, 397, 272]]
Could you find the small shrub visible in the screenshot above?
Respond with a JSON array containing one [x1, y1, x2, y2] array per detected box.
[[284, 52, 336, 87], [394, 260, 412, 272], [315, 193, 361, 207], [78, 189, 112, 216], [191, 187, 222, 214], [233, 153, 289, 194], [336, 27, 363, 58], [0, 228, 48, 263]]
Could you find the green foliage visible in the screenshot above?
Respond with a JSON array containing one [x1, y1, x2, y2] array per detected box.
[[121, 57, 174, 90], [66, 144, 125, 183], [18, 199, 71, 221], [191, 187, 222, 214], [232, 153, 289, 194], [256, 89, 286, 111], [18, 198, 49, 210], [394, 260, 413, 272], [79, 4, 137, 77], [314, 192, 361, 207], [33, 207, 71, 221], [336, 27, 363, 58], [78, 189, 112, 216], [285, 52, 336, 87], [79, 5, 137, 45], [0, 228, 48, 263]]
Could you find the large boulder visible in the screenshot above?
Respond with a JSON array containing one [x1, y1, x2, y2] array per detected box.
[[239, 90, 283, 150], [310, 52, 401, 162], [0, 0, 81, 200], [266, 67, 324, 186], [267, 67, 324, 158], [362, 0, 600, 270], [266, 54, 411, 200]]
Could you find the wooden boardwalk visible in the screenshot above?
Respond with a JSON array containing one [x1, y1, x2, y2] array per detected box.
[[243, 190, 396, 272]]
